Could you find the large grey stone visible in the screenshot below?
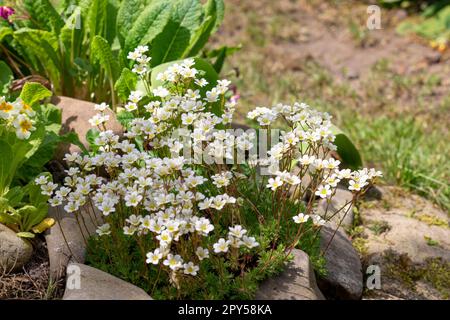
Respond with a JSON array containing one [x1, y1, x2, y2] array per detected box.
[[63, 263, 152, 300], [256, 249, 325, 300], [45, 205, 102, 280], [0, 224, 33, 272], [317, 187, 354, 229], [318, 225, 363, 300], [51, 96, 122, 161]]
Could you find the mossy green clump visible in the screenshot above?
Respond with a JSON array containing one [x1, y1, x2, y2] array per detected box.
[[416, 214, 449, 228], [384, 252, 450, 299], [368, 220, 391, 235]]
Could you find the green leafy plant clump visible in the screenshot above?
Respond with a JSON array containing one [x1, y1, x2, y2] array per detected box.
[[0, 0, 227, 108], [0, 82, 78, 237]]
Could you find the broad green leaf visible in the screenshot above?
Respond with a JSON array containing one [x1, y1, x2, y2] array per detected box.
[[116, 110, 135, 128], [13, 29, 61, 92], [91, 35, 120, 82], [123, 0, 173, 56], [183, 0, 225, 57], [115, 68, 138, 101], [86, 128, 101, 152], [23, 0, 64, 33], [19, 82, 52, 106], [331, 125, 363, 170], [23, 172, 51, 206], [105, 0, 120, 45], [0, 60, 13, 95], [151, 0, 203, 66], [22, 202, 49, 232], [0, 197, 11, 214], [16, 205, 38, 225], [4, 187, 24, 207], [206, 0, 224, 32], [116, 0, 146, 46], [15, 133, 60, 183], [0, 210, 21, 228], [0, 141, 13, 195], [13, 104, 59, 184], [87, 0, 108, 40]]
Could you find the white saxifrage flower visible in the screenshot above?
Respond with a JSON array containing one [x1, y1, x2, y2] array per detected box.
[[213, 238, 230, 253]]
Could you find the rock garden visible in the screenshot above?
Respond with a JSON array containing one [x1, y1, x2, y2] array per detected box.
[[0, 0, 448, 301]]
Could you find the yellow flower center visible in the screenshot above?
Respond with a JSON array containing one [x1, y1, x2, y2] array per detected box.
[[20, 119, 33, 132], [0, 102, 13, 112], [22, 103, 32, 112]]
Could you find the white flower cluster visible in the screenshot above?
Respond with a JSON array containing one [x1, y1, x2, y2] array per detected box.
[[247, 103, 382, 197], [40, 49, 381, 283], [128, 45, 151, 76], [0, 96, 36, 139], [38, 55, 261, 280]]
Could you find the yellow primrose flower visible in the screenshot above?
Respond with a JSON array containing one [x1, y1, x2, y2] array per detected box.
[[13, 114, 35, 139], [0, 97, 18, 119]]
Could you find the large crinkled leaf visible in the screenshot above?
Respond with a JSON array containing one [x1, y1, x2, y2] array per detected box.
[[13, 29, 61, 92], [23, 0, 64, 34], [151, 0, 203, 66], [207, 0, 224, 32], [87, 0, 108, 40], [123, 0, 173, 56], [183, 0, 224, 57], [116, 0, 146, 46], [105, 0, 120, 45], [91, 35, 120, 81], [19, 82, 52, 106]]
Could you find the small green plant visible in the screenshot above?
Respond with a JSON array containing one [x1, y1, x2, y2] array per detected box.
[[424, 235, 439, 246], [368, 220, 391, 235], [0, 82, 65, 237]]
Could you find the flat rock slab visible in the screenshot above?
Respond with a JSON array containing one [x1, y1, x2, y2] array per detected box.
[[256, 249, 325, 300], [0, 224, 33, 272], [359, 187, 450, 299], [63, 263, 152, 300], [318, 225, 363, 300], [361, 187, 450, 264], [45, 205, 101, 280]]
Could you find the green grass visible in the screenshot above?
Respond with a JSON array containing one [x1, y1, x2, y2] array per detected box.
[[344, 115, 450, 212]]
